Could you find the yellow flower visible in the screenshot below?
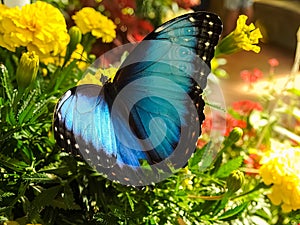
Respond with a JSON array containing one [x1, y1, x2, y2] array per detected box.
[[0, 4, 8, 19], [3, 221, 20, 225], [162, 8, 191, 23], [77, 67, 118, 86], [77, 73, 102, 86], [215, 15, 263, 57], [259, 144, 300, 212], [42, 44, 88, 69], [70, 44, 88, 70], [72, 7, 116, 43], [0, 2, 69, 59], [100, 67, 118, 82], [0, 6, 21, 52]]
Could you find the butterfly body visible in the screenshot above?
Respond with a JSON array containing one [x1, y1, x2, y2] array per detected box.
[[54, 12, 222, 185]]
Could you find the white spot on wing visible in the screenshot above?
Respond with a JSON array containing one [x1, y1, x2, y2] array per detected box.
[[59, 134, 64, 140], [189, 17, 196, 22]]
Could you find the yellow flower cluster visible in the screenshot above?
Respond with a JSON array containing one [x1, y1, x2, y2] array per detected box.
[[0, 1, 69, 61], [72, 7, 116, 43], [215, 15, 262, 57], [259, 143, 300, 213], [233, 15, 262, 52], [43, 44, 88, 70]]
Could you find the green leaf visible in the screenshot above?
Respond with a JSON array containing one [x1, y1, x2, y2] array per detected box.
[[189, 142, 214, 173], [30, 185, 61, 214], [217, 202, 248, 220], [63, 183, 75, 209], [189, 142, 209, 168], [0, 191, 15, 202], [288, 87, 300, 96], [6, 107, 17, 125], [17, 89, 38, 123], [22, 172, 58, 183], [126, 192, 135, 212], [54, 61, 77, 92], [29, 96, 56, 122], [0, 153, 29, 172], [215, 156, 243, 178], [0, 64, 13, 102]]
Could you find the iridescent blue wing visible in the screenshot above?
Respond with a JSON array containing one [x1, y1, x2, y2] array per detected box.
[[53, 11, 222, 185], [106, 12, 222, 167], [54, 84, 151, 168]]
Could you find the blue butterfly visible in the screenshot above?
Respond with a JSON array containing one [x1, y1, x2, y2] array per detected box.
[[53, 12, 222, 186]]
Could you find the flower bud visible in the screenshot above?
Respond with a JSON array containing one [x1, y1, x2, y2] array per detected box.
[[227, 127, 243, 144], [68, 26, 82, 51], [226, 170, 244, 195], [16, 51, 39, 90]]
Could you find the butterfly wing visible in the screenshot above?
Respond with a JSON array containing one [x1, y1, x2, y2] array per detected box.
[[53, 84, 150, 168], [53, 11, 222, 185], [106, 12, 222, 163]]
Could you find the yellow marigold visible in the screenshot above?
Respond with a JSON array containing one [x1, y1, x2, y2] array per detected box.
[[77, 67, 118, 86], [77, 73, 102, 86], [42, 44, 88, 69], [69, 43, 89, 70], [259, 143, 300, 213], [215, 15, 263, 57], [72, 7, 116, 43], [0, 1, 69, 59], [0, 4, 8, 19]]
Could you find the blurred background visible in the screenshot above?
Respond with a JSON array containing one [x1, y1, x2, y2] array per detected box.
[[76, 0, 300, 105]]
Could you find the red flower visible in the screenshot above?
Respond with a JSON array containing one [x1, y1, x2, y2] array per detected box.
[[201, 116, 212, 134], [196, 138, 207, 149], [232, 100, 263, 116], [240, 68, 263, 83], [201, 113, 246, 137], [100, 0, 154, 42], [244, 153, 261, 175], [224, 114, 247, 136], [127, 19, 154, 42], [175, 0, 200, 9], [268, 58, 279, 67]]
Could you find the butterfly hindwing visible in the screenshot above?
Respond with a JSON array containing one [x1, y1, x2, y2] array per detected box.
[[54, 85, 119, 167]]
